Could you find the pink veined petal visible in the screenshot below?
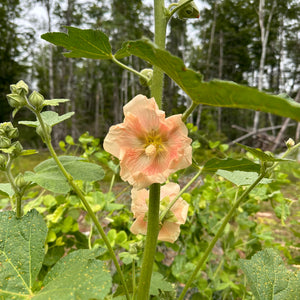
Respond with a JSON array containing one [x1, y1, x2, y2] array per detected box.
[[124, 95, 165, 132], [160, 182, 180, 199], [158, 222, 181, 243], [171, 198, 189, 224], [130, 216, 147, 235], [131, 188, 149, 217]]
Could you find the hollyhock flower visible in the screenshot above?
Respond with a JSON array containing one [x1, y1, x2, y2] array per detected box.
[[103, 95, 192, 189], [130, 182, 189, 243]]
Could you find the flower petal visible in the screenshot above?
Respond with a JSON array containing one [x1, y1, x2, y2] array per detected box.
[[130, 216, 147, 235], [131, 188, 149, 217], [158, 222, 181, 243]]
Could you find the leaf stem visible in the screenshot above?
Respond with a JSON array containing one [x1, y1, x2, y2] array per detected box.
[[5, 155, 22, 218], [136, 183, 161, 300], [111, 55, 150, 84], [177, 170, 266, 300], [160, 168, 202, 222], [181, 102, 198, 122], [33, 109, 130, 300]]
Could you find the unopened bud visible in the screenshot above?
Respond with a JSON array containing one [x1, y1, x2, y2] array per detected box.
[[177, 0, 200, 19], [11, 141, 23, 158], [36, 124, 52, 142], [0, 122, 19, 139], [0, 136, 11, 148], [139, 68, 153, 86], [15, 173, 28, 189], [28, 91, 45, 110], [0, 154, 7, 170], [286, 138, 295, 148], [10, 80, 29, 96], [6, 93, 27, 108]]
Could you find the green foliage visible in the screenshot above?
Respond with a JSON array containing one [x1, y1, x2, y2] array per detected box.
[[41, 27, 113, 59], [24, 156, 105, 193], [239, 248, 300, 299], [0, 210, 47, 298], [122, 39, 300, 121]]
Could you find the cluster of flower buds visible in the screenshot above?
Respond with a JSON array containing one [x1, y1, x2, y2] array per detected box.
[[6, 80, 45, 112], [0, 122, 23, 161]]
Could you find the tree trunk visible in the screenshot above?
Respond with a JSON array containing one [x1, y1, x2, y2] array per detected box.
[[253, 0, 277, 132], [217, 30, 223, 133]]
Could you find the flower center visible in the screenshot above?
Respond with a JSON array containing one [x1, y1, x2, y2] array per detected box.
[[144, 130, 165, 157]]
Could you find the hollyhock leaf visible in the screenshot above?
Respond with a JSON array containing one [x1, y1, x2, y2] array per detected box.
[[124, 39, 300, 121], [0, 210, 47, 299], [41, 27, 112, 60], [24, 156, 105, 194], [203, 158, 261, 173], [216, 170, 272, 186], [43, 99, 69, 107], [19, 111, 74, 128], [0, 183, 14, 197], [239, 248, 300, 299], [33, 249, 112, 300], [149, 272, 174, 296]]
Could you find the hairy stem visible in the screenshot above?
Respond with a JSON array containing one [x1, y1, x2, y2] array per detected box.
[[34, 110, 130, 300], [178, 170, 266, 300], [136, 183, 161, 299]]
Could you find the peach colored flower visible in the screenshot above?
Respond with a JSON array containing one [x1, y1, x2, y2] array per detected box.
[[130, 182, 189, 243], [103, 95, 192, 189]]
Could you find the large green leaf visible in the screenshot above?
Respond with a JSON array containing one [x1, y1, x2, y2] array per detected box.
[[123, 39, 300, 121], [24, 156, 105, 194], [239, 248, 300, 300], [203, 158, 261, 173], [33, 249, 112, 300], [0, 183, 14, 197], [41, 27, 112, 59], [0, 210, 47, 299], [19, 111, 74, 128]]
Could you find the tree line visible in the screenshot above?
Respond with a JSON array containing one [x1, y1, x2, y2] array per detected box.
[[1, 0, 299, 150]]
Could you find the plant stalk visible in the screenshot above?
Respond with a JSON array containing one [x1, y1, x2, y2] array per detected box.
[[34, 110, 130, 300], [178, 170, 266, 300], [136, 183, 161, 299]]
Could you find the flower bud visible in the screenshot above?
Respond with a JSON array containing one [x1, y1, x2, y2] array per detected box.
[[36, 124, 52, 142], [177, 0, 200, 19], [0, 136, 11, 148], [0, 122, 19, 139], [10, 80, 29, 96], [11, 141, 23, 158], [286, 138, 295, 148], [0, 154, 7, 170], [139, 68, 153, 86], [15, 173, 28, 189], [6, 93, 27, 108], [28, 91, 45, 110]]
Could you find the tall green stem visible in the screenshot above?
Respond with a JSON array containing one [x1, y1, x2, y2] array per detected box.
[[33, 110, 130, 300], [178, 171, 266, 300], [136, 183, 161, 300], [151, 0, 167, 108]]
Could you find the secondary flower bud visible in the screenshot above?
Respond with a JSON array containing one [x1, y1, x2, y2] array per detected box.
[[15, 173, 28, 189], [0, 136, 11, 148], [286, 138, 295, 148], [0, 122, 19, 139], [139, 68, 153, 86], [6, 93, 27, 108], [28, 91, 45, 110], [10, 80, 29, 96], [177, 0, 200, 19], [11, 141, 23, 158]]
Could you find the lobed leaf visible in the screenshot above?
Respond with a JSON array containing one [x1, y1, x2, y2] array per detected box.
[[123, 39, 300, 121], [43, 99, 69, 107], [41, 27, 112, 59], [0, 183, 14, 197], [239, 248, 300, 299], [0, 210, 47, 299], [33, 249, 112, 300], [19, 111, 74, 128], [24, 156, 105, 194]]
